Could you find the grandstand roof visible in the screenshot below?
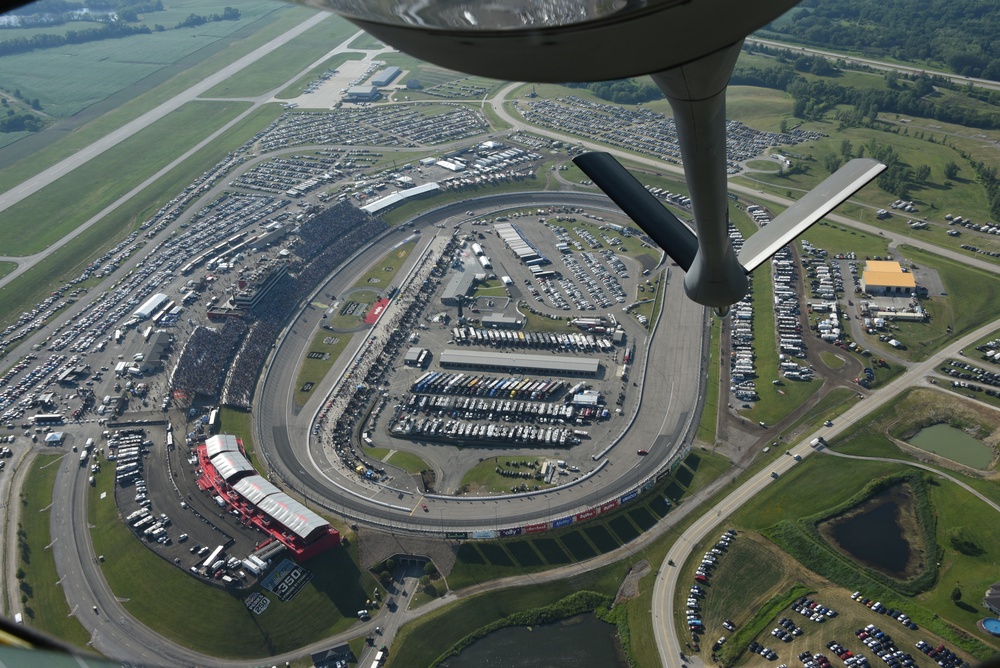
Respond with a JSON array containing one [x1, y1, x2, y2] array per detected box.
[[439, 349, 600, 375], [205, 434, 241, 458], [229, 474, 329, 542], [233, 475, 281, 506], [256, 491, 329, 542], [211, 451, 256, 482]]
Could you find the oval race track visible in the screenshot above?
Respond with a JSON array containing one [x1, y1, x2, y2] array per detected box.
[[256, 191, 710, 533]]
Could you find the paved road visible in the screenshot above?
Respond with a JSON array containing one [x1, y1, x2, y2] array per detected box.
[[256, 190, 708, 531], [746, 38, 1000, 93], [652, 319, 1000, 668]]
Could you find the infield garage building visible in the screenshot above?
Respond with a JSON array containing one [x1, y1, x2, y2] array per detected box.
[[438, 349, 600, 376]]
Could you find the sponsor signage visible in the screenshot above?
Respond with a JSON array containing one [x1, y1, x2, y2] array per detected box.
[[575, 508, 597, 522], [600, 499, 620, 514], [620, 489, 640, 504], [499, 527, 522, 537], [552, 516, 574, 529], [445, 531, 468, 540], [471, 530, 497, 539], [525, 522, 548, 534]]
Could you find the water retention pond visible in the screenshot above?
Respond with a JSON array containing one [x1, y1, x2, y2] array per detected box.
[[819, 485, 923, 579], [907, 423, 993, 469], [440, 613, 628, 668]]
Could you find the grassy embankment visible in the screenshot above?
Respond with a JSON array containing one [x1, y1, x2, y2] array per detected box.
[[16, 455, 91, 647], [86, 473, 378, 659]]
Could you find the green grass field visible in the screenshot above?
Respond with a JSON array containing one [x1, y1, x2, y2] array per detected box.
[[378, 449, 429, 475], [0, 3, 314, 189], [16, 454, 92, 648], [697, 317, 722, 445], [202, 15, 358, 98], [458, 456, 553, 494], [725, 449, 1000, 660], [86, 475, 376, 658], [293, 325, 357, 407], [0, 261, 16, 281], [0, 100, 251, 257], [0, 20, 263, 118]]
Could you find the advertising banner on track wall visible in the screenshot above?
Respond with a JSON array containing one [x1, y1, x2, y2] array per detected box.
[[599, 499, 620, 514], [499, 527, 522, 537], [575, 508, 597, 522], [620, 489, 639, 504], [471, 530, 498, 539], [525, 522, 548, 534], [552, 516, 574, 529], [445, 531, 468, 540]]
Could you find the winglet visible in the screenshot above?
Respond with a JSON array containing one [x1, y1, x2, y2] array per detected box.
[[738, 158, 886, 273]]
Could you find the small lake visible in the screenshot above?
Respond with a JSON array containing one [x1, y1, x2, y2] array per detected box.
[[824, 487, 913, 577], [907, 424, 993, 469], [440, 613, 628, 668]]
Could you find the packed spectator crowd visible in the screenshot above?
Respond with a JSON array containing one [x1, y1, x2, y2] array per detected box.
[[172, 321, 249, 397]]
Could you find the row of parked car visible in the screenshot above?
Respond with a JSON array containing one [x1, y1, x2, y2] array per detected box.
[[850, 592, 918, 630], [827, 639, 869, 668], [771, 616, 805, 642], [915, 640, 967, 668], [854, 624, 919, 668], [791, 596, 839, 624], [687, 529, 738, 643]]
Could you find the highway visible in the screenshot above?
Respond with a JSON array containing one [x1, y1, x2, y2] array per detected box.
[[652, 321, 1000, 668]]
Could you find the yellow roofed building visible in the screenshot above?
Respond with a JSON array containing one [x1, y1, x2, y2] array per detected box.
[[860, 260, 916, 296]]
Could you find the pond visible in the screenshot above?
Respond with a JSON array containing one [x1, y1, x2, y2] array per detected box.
[[821, 486, 921, 579], [440, 613, 628, 668], [907, 423, 994, 469]]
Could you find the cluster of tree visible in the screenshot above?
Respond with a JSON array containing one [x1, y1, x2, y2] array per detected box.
[[1, 0, 163, 28], [735, 51, 1000, 131], [563, 79, 663, 105], [0, 3, 238, 57], [175, 7, 240, 29], [0, 111, 45, 133], [962, 153, 1000, 221], [6, 89, 42, 111], [759, 0, 1000, 80]]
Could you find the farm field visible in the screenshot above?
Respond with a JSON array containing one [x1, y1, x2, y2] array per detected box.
[[0, 0, 290, 120], [0, 3, 315, 179]]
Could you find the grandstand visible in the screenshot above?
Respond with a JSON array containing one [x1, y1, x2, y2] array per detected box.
[[196, 435, 340, 559]]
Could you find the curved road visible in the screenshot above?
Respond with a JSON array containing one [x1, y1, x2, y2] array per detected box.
[[652, 319, 1000, 668], [256, 190, 708, 531]]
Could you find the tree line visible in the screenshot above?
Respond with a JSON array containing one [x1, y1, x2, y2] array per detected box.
[[0, 3, 240, 58], [759, 0, 1000, 80], [733, 49, 1000, 131]]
